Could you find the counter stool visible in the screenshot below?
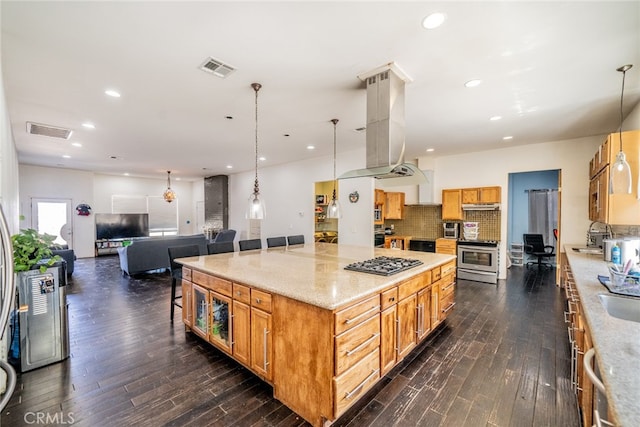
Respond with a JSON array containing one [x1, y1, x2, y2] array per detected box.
[[207, 241, 234, 254], [239, 239, 262, 251], [168, 244, 201, 322], [267, 236, 286, 248], [287, 235, 304, 245]]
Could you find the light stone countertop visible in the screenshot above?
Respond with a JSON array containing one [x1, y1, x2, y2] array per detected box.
[[177, 242, 455, 311], [565, 245, 640, 427]]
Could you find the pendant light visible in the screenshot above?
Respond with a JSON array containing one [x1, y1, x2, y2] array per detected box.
[[327, 119, 341, 219], [163, 170, 176, 203], [609, 64, 633, 195], [247, 83, 266, 219]]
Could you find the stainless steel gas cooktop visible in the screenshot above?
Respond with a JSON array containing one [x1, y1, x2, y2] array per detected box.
[[344, 256, 423, 276]]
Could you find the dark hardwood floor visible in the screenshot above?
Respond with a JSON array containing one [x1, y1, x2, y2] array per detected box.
[[3, 256, 580, 427]]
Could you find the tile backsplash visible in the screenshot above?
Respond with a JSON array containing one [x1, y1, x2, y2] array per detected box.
[[384, 206, 501, 241]]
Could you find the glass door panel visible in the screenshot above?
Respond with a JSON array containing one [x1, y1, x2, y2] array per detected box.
[[209, 292, 232, 353], [192, 284, 208, 339]]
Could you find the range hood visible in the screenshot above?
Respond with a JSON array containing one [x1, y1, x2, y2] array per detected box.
[[461, 203, 501, 211], [339, 63, 428, 186]]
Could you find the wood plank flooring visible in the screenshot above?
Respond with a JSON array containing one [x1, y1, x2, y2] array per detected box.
[[2, 256, 580, 427]]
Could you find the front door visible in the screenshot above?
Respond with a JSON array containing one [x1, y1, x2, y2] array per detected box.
[[31, 198, 73, 248]]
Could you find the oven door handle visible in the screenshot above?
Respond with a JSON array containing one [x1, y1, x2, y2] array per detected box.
[[457, 269, 496, 276]]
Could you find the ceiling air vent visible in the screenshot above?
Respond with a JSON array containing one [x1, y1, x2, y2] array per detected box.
[[199, 57, 236, 78], [26, 122, 73, 140]]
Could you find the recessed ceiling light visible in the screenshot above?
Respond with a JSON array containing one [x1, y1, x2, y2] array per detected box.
[[82, 122, 95, 129], [464, 79, 482, 88], [105, 89, 121, 98], [307, 145, 315, 150], [426, 148, 435, 152], [62, 155, 71, 159], [503, 136, 513, 140], [422, 12, 446, 29], [72, 142, 82, 147], [124, 173, 130, 176], [259, 156, 266, 161], [490, 116, 502, 121], [226, 165, 233, 169]]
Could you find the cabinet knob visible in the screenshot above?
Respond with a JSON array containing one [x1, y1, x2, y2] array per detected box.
[[255, 298, 262, 304]]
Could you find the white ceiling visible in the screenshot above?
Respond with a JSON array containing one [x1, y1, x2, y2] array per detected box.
[[2, 1, 639, 182]]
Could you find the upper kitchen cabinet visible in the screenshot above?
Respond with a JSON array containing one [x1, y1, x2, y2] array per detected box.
[[374, 189, 385, 225], [461, 186, 501, 204], [442, 189, 463, 220], [384, 192, 405, 220], [589, 130, 640, 225]]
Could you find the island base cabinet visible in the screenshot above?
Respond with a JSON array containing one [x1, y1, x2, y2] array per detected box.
[[397, 295, 417, 359], [380, 305, 397, 376], [181, 280, 192, 328], [232, 301, 251, 367]]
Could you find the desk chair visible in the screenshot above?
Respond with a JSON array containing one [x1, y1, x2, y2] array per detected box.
[[267, 236, 287, 248], [239, 239, 262, 251], [168, 244, 201, 321], [523, 234, 555, 269], [207, 241, 235, 254], [287, 235, 305, 245]]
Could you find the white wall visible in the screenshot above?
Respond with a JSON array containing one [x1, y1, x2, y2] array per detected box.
[[228, 147, 369, 245]]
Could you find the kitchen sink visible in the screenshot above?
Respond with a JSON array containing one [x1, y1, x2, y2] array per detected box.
[[598, 294, 640, 323]]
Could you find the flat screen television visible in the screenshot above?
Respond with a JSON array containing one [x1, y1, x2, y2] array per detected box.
[[95, 213, 149, 240]]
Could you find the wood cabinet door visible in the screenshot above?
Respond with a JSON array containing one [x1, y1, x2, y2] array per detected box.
[[461, 188, 479, 204], [431, 282, 441, 329], [479, 186, 501, 203], [380, 305, 397, 376], [442, 189, 463, 220], [209, 291, 232, 354], [416, 288, 431, 341], [251, 308, 273, 381], [598, 168, 609, 224], [384, 192, 405, 219], [375, 189, 386, 205], [232, 300, 251, 366], [396, 295, 417, 360], [192, 283, 209, 339], [181, 280, 192, 328]]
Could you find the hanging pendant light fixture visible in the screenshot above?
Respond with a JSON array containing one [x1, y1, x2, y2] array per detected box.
[[327, 118, 341, 219], [247, 83, 266, 219], [163, 170, 176, 203], [609, 64, 633, 195]]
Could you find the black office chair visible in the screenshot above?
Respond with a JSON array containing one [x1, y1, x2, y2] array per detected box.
[[267, 236, 287, 248], [287, 235, 305, 245], [168, 244, 201, 321], [212, 229, 236, 243], [207, 241, 235, 254], [239, 239, 262, 251], [523, 234, 555, 269]]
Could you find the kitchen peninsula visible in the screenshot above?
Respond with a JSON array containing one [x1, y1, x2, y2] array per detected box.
[[177, 243, 456, 426]]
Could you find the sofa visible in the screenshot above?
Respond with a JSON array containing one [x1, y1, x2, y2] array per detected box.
[[117, 235, 207, 276], [50, 246, 76, 276]]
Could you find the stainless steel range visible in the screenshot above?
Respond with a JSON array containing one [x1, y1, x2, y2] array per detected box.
[[457, 240, 499, 284], [345, 256, 423, 276]]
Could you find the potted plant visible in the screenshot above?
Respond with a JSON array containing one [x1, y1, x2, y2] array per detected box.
[[11, 228, 62, 273]]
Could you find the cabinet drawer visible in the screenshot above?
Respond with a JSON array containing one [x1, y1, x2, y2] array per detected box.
[[251, 289, 272, 313], [335, 314, 380, 376], [398, 271, 430, 301], [233, 283, 251, 304], [333, 348, 380, 417], [440, 275, 456, 298], [380, 287, 398, 310], [431, 266, 441, 281], [440, 293, 455, 318], [183, 267, 192, 281], [335, 295, 380, 335], [440, 260, 456, 277], [209, 276, 232, 297], [191, 270, 209, 287]]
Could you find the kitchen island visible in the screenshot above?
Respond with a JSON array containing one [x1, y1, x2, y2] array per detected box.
[[564, 245, 640, 427], [177, 243, 456, 426]]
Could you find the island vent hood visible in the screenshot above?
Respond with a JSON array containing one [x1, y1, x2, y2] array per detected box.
[[461, 203, 501, 211], [339, 63, 428, 186]]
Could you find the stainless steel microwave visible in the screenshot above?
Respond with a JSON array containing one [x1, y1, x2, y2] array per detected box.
[[443, 222, 459, 239]]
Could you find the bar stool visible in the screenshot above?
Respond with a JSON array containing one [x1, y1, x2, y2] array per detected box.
[[168, 244, 201, 322], [207, 241, 235, 254], [266, 236, 287, 248], [239, 239, 262, 251], [287, 235, 304, 245]]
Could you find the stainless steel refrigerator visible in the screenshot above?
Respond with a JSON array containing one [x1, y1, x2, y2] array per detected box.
[[16, 263, 70, 372]]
